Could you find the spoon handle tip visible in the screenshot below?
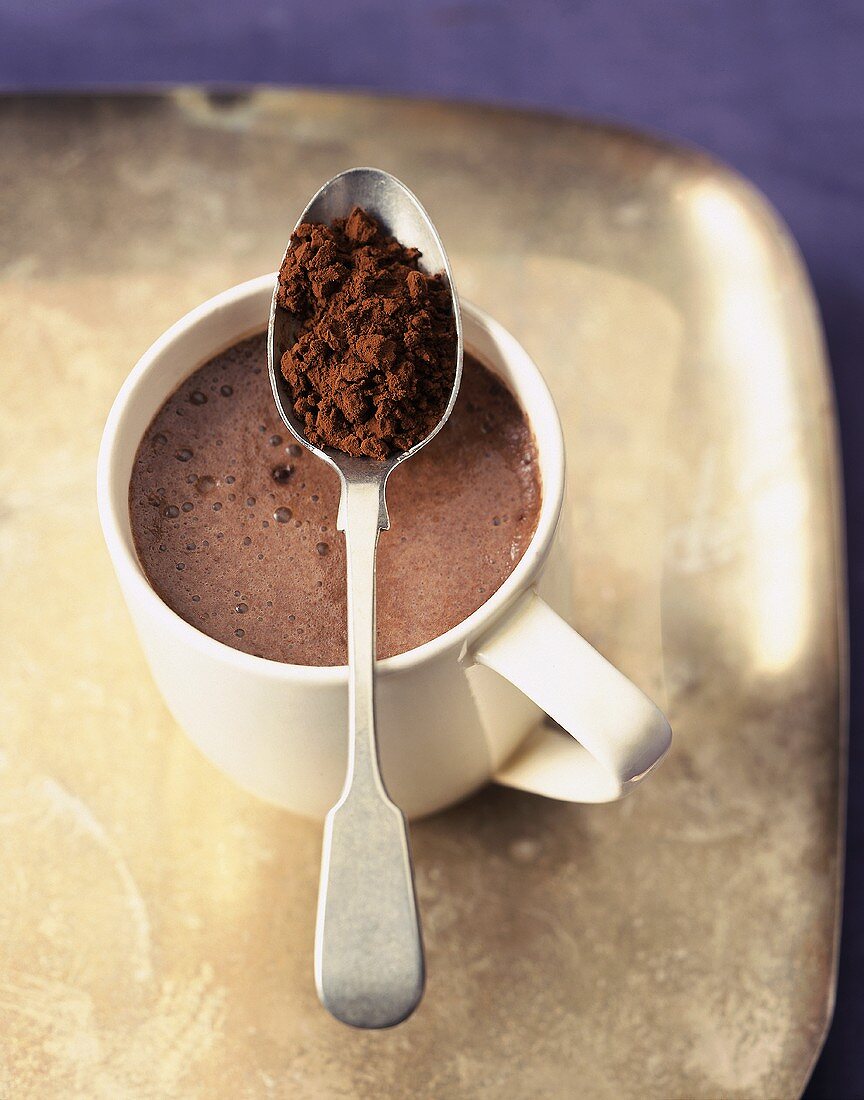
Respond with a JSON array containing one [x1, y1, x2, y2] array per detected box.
[[316, 791, 425, 1030]]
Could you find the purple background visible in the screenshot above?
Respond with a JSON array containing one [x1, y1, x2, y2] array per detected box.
[[2, 2, 861, 1094]]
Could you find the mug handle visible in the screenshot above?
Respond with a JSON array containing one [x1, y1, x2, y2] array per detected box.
[[473, 591, 672, 803]]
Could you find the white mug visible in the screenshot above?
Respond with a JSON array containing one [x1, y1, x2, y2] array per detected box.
[[97, 275, 671, 820]]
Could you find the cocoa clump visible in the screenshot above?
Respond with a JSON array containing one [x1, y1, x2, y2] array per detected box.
[[276, 206, 457, 460]]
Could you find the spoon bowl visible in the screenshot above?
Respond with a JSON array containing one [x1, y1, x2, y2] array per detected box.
[[267, 167, 462, 1029], [268, 166, 463, 485]]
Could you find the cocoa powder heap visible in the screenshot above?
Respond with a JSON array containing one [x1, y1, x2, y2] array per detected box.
[[276, 206, 457, 459]]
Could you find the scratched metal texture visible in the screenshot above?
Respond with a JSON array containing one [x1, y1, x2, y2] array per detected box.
[[0, 91, 844, 1099]]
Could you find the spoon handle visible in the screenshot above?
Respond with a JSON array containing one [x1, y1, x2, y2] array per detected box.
[[314, 477, 425, 1029]]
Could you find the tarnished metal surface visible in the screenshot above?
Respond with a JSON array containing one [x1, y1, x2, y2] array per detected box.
[[0, 91, 844, 1098]]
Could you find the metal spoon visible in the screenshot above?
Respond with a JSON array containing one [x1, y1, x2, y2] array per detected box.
[[268, 167, 463, 1029]]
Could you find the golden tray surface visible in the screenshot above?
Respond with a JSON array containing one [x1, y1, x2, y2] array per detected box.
[[0, 91, 844, 1098]]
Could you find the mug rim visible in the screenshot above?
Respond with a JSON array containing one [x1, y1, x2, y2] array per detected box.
[[97, 275, 566, 683]]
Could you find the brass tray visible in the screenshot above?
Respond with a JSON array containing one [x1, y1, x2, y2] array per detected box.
[[0, 91, 844, 1098]]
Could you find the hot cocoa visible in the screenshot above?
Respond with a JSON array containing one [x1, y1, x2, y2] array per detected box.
[[129, 333, 541, 666]]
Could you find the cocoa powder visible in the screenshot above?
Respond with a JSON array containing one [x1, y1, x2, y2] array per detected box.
[[276, 206, 457, 460]]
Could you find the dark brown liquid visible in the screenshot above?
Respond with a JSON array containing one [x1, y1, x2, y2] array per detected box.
[[129, 334, 541, 666]]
